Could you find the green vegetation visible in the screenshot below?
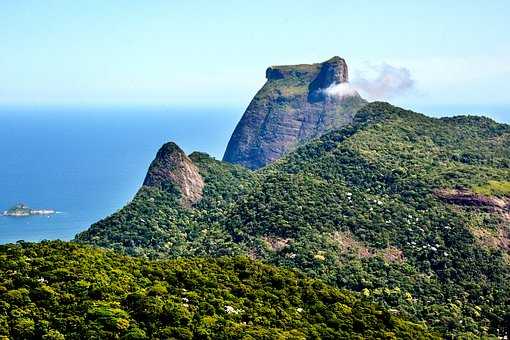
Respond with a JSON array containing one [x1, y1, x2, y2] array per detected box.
[[76, 102, 510, 337], [77, 152, 255, 258], [0, 241, 437, 339], [473, 180, 510, 196]]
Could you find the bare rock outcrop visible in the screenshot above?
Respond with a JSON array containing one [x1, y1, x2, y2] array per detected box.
[[434, 188, 509, 211], [223, 56, 366, 169], [143, 142, 204, 207]]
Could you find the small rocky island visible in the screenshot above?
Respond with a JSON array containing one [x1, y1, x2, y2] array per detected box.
[[2, 203, 56, 217]]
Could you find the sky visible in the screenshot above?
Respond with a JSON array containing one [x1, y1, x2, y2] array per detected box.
[[1, 1, 509, 119]]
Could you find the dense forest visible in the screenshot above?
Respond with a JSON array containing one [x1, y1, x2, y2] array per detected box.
[[76, 102, 510, 338], [0, 241, 439, 339]]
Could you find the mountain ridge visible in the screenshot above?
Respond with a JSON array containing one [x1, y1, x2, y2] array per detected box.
[[76, 101, 510, 337], [223, 56, 367, 169]]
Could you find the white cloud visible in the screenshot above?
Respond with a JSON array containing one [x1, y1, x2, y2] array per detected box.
[[354, 55, 510, 106], [322, 82, 358, 98], [351, 63, 415, 100]]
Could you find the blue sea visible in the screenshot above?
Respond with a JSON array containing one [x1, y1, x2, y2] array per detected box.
[[0, 104, 508, 244], [0, 106, 240, 244]]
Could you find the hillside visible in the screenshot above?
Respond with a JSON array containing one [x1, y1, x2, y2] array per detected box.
[[76, 102, 510, 337], [223, 56, 367, 169], [0, 241, 437, 339]]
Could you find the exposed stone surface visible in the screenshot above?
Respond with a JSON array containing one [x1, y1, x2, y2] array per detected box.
[[223, 56, 367, 169], [329, 230, 370, 256], [472, 226, 510, 253], [328, 231, 405, 263], [143, 142, 204, 207], [308, 56, 349, 102], [381, 247, 406, 264], [261, 235, 292, 252], [436, 188, 510, 255], [434, 188, 509, 211]]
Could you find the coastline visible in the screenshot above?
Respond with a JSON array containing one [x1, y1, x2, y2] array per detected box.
[[2, 209, 56, 217]]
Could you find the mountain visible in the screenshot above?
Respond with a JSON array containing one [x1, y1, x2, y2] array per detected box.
[[143, 142, 204, 207], [76, 101, 510, 337], [0, 241, 437, 339], [223, 56, 367, 169]]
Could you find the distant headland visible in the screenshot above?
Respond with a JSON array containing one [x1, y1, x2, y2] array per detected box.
[[2, 203, 56, 217]]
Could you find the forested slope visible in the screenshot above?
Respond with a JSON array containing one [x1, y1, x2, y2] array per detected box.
[[77, 102, 510, 337], [0, 241, 436, 339]]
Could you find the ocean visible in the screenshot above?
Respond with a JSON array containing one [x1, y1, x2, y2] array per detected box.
[[0, 106, 240, 244], [0, 104, 508, 244]]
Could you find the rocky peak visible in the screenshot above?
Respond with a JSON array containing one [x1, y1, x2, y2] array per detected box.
[[223, 56, 366, 169], [265, 63, 320, 81], [310, 56, 348, 90], [308, 56, 349, 102], [143, 142, 204, 206]]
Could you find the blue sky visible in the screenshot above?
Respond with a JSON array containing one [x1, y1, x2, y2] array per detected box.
[[1, 1, 509, 117]]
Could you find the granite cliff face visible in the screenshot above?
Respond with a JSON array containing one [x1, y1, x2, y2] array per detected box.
[[223, 56, 367, 169], [143, 142, 204, 206]]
